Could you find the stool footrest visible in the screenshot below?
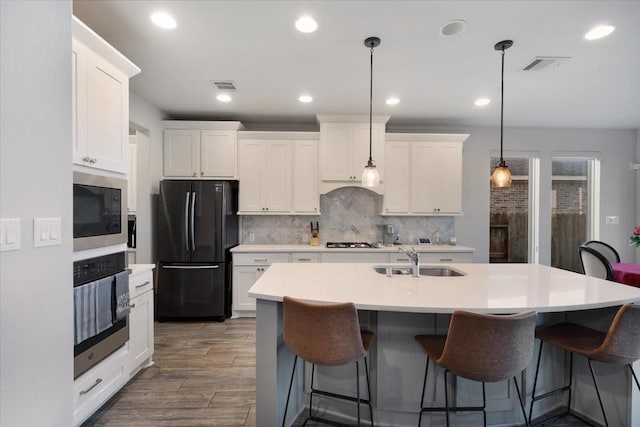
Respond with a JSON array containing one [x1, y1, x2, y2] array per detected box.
[[311, 388, 371, 405], [531, 384, 570, 402], [420, 405, 485, 413]]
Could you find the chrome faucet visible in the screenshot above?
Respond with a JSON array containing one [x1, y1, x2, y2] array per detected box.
[[399, 247, 420, 277]]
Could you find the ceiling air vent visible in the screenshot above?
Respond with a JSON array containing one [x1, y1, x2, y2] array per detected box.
[[522, 56, 571, 72], [210, 80, 237, 91]]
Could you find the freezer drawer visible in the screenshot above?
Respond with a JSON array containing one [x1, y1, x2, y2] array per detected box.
[[157, 263, 226, 320]]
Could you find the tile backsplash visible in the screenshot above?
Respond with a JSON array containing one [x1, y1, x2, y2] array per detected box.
[[241, 187, 455, 245]]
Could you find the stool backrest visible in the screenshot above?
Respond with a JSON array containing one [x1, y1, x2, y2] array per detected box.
[[438, 310, 536, 382], [579, 245, 614, 280], [282, 296, 365, 366], [584, 240, 621, 264], [595, 304, 640, 365]]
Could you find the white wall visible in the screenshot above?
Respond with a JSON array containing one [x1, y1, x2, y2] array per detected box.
[[0, 1, 73, 425], [636, 128, 640, 263], [453, 126, 637, 264], [129, 92, 166, 264]]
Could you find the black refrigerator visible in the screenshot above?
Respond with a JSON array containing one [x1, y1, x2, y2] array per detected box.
[[156, 180, 238, 320]]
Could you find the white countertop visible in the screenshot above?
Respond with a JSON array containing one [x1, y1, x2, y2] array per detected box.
[[248, 262, 640, 314], [128, 263, 155, 275], [231, 244, 475, 253]]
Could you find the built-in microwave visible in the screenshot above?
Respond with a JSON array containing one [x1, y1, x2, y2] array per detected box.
[[73, 171, 127, 251]]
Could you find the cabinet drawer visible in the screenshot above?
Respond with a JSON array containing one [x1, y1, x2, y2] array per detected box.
[[233, 253, 290, 266], [73, 346, 128, 426], [417, 253, 473, 263], [321, 252, 389, 263], [129, 270, 154, 300], [291, 253, 320, 263]]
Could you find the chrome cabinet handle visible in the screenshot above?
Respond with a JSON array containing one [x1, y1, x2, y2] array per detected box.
[[129, 303, 136, 308], [254, 259, 267, 262], [297, 258, 312, 262], [440, 258, 453, 262], [79, 378, 103, 396], [192, 172, 197, 177], [162, 265, 219, 269], [82, 156, 91, 163], [200, 171, 204, 176], [135, 281, 151, 288]]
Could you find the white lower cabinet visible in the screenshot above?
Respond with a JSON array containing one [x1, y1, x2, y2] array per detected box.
[[320, 252, 389, 263], [128, 268, 154, 376], [232, 253, 289, 317], [73, 346, 128, 426]]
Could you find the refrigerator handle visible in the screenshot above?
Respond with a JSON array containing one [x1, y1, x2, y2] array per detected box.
[[162, 265, 220, 270], [190, 191, 196, 251], [184, 192, 190, 252]]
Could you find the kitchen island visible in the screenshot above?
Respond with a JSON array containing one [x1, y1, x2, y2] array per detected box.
[[249, 262, 640, 426]]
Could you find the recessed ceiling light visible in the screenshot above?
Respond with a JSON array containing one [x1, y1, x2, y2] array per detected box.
[[217, 94, 232, 103], [295, 15, 318, 33], [584, 24, 615, 40], [439, 19, 466, 37], [474, 98, 491, 107], [385, 97, 400, 105], [298, 95, 313, 103], [150, 12, 177, 30]]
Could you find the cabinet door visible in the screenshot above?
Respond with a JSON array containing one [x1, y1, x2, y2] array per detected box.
[[293, 140, 319, 213], [85, 49, 129, 173], [201, 130, 236, 178], [232, 266, 264, 314], [383, 141, 410, 213], [237, 140, 264, 212], [411, 142, 439, 213], [435, 143, 463, 214], [72, 39, 88, 166], [128, 139, 137, 213], [128, 289, 154, 374], [163, 130, 200, 177], [321, 124, 351, 181], [264, 141, 292, 212]]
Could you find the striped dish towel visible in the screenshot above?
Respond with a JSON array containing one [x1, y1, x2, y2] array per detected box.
[[74, 281, 97, 345]]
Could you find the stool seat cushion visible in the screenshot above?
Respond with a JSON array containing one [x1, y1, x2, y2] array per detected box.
[[415, 335, 446, 360]]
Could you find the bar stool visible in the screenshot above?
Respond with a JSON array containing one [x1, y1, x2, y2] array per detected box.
[[528, 303, 640, 427], [281, 296, 374, 427], [415, 310, 536, 427]]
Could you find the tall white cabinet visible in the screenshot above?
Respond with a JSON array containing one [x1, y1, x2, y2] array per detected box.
[[237, 132, 319, 215], [383, 133, 469, 215], [72, 17, 140, 174]]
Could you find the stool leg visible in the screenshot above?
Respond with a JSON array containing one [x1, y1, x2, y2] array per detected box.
[[282, 355, 298, 427], [309, 363, 316, 420], [482, 382, 487, 427], [418, 358, 429, 427], [356, 360, 361, 426], [513, 376, 529, 427], [567, 352, 574, 413], [364, 356, 374, 426], [629, 364, 640, 392], [528, 340, 544, 424], [444, 369, 450, 427], [588, 359, 609, 427]]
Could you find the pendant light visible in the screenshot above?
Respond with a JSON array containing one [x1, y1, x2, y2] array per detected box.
[[362, 36, 381, 187], [490, 40, 513, 188]]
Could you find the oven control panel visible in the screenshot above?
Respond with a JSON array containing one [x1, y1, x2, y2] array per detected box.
[[73, 252, 125, 286]]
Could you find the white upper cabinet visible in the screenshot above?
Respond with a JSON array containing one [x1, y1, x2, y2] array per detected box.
[[383, 133, 469, 216], [72, 17, 140, 174], [237, 132, 319, 215], [317, 115, 389, 195], [163, 121, 243, 178]]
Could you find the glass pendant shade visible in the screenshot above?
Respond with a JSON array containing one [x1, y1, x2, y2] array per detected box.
[[491, 162, 512, 188], [362, 161, 380, 187]]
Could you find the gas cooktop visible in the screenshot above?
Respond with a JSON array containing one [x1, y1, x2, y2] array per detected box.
[[326, 242, 376, 249]]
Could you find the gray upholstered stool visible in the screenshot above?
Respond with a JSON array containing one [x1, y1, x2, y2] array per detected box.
[[415, 310, 536, 427], [282, 296, 374, 426], [529, 303, 640, 427]]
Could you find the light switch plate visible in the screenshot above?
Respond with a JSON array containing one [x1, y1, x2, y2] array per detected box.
[[1, 218, 21, 252], [34, 218, 62, 247], [605, 216, 619, 225]]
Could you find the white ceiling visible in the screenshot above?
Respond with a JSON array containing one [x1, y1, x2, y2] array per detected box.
[[72, 1, 640, 130]]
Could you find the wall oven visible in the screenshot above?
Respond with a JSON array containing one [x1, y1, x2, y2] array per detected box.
[[73, 171, 127, 251], [73, 251, 129, 379]]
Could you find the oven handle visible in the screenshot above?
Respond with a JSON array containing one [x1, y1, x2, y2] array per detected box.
[[162, 265, 220, 270], [184, 192, 190, 252], [190, 191, 196, 251]]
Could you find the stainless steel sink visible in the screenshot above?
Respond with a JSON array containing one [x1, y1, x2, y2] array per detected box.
[[373, 265, 466, 277]]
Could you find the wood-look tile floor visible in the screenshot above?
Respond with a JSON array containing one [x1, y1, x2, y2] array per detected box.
[[83, 318, 589, 427]]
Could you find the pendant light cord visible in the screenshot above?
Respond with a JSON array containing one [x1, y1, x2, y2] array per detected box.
[[368, 43, 374, 164], [499, 47, 505, 164]]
